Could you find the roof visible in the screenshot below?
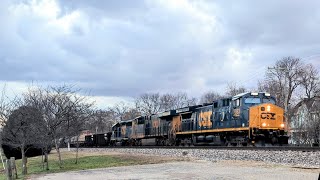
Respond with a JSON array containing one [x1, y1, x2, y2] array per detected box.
[[292, 96, 320, 114]]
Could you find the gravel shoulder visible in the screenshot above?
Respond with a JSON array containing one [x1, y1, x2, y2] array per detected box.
[[30, 148, 320, 179], [32, 159, 320, 180]]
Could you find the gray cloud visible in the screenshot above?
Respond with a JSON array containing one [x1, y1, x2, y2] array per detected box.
[[0, 0, 319, 100]]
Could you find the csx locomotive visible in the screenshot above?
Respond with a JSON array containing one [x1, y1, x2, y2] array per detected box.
[[111, 92, 288, 146]]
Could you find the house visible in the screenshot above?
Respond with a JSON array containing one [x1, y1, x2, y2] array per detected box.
[[290, 96, 320, 146]]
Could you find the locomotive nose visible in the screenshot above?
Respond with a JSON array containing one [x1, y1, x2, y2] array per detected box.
[[249, 103, 286, 130]]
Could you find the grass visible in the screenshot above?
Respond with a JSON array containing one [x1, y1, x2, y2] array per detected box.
[[0, 150, 178, 180]]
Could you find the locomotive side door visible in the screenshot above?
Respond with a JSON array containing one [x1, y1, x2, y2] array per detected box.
[[232, 98, 242, 127]]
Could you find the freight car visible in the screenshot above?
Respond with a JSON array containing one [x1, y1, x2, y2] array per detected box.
[[111, 92, 288, 146], [66, 130, 112, 147], [84, 132, 112, 147]]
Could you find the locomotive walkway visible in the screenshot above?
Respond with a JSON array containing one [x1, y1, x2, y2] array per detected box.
[[33, 160, 319, 180]]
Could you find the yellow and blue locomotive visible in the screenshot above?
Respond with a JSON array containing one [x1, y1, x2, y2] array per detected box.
[[111, 92, 288, 146], [176, 92, 288, 146]]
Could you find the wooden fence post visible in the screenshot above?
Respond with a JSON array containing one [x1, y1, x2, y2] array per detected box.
[[0, 148, 5, 170], [5, 159, 12, 180], [10, 157, 17, 179]]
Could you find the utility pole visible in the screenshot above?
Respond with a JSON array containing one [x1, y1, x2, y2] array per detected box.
[[267, 67, 290, 131]]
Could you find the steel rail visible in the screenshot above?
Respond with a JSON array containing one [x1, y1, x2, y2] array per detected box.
[[77, 146, 320, 152]]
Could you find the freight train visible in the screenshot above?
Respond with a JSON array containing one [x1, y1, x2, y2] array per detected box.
[[5, 92, 287, 159], [110, 92, 288, 147]]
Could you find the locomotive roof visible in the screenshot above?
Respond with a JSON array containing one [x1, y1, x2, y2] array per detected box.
[[232, 92, 273, 100], [120, 119, 133, 123], [111, 122, 120, 128], [232, 92, 250, 100], [158, 110, 175, 117], [111, 119, 134, 127]]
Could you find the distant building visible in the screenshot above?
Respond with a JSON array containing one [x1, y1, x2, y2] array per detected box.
[[290, 97, 320, 146]]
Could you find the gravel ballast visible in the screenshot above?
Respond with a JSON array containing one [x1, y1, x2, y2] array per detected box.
[[70, 148, 320, 168]]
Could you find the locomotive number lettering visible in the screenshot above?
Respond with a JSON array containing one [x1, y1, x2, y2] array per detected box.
[[261, 112, 276, 120], [121, 127, 126, 135], [233, 108, 240, 117], [153, 120, 159, 128]]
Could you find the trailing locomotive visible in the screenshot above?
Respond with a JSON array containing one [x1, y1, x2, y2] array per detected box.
[[111, 92, 288, 146]]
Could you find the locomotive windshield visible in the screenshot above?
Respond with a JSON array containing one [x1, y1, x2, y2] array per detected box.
[[244, 96, 276, 105], [244, 97, 261, 104], [262, 98, 275, 104]]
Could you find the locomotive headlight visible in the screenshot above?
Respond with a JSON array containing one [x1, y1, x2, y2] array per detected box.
[[262, 122, 267, 127], [280, 123, 285, 128], [266, 105, 271, 112]]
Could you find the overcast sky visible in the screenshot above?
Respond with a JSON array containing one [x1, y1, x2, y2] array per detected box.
[[1, 0, 320, 108]]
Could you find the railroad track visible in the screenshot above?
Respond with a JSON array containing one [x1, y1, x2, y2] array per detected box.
[[78, 146, 320, 152]]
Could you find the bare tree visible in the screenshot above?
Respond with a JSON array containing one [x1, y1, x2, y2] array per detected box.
[[0, 84, 9, 127], [111, 101, 131, 121], [1, 104, 42, 175], [186, 97, 198, 106], [300, 64, 320, 99], [200, 91, 222, 104], [23, 85, 94, 169], [159, 92, 197, 111], [23, 86, 52, 170], [66, 101, 94, 164], [173, 92, 197, 109], [135, 92, 197, 115], [122, 108, 140, 120], [266, 57, 304, 127], [258, 80, 284, 107], [260, 57, 320, 145], [85, 105, 138, 134], [87, 110, 109, 133], [86, 109, 119, 133], [225, 82, 246, 97], [135, 93, 161, 115], [160, 93, 176, 111]]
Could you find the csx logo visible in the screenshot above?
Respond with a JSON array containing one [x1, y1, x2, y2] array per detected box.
[[261, 112, 276, 120], [198, 111, 212, 127]]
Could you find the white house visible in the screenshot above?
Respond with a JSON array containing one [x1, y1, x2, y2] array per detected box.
[[290, 97, 320, 146]]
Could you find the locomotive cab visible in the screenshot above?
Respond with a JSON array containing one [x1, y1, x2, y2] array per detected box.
[[232, 92, 288, 145]]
